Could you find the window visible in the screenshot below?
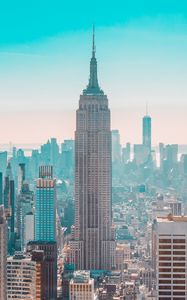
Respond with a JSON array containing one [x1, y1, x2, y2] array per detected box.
[[159, 239, 171, 243]]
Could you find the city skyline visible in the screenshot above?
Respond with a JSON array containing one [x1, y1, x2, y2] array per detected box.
[[1, 2, 187, 299], [0, 1, 187, 144]]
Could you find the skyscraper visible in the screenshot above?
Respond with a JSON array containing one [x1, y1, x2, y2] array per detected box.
[[4, 162, 15, 254], [0, 205, 7, 300], [69, 28, 115, 270], [35, 165, 56, 242], [32, 165, 57, 299], [16, 182, 34, 250], [153, 215, 187, 299], [17, 163, 26, 194], [0, 151, 8, 177], [27, 241, 57, 300], [142, 107, 152, 151]]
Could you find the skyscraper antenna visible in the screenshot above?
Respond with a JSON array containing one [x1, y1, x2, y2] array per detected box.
[[92, 24, 96, 57], [146, 102, 148, 116]]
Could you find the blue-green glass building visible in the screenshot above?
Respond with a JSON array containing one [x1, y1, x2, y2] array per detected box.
[[143, 114, 152, 151], [35, 166, 56, 242]]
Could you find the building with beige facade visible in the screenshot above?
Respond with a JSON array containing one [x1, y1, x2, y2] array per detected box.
[[153, 215, 187, 300], [69, 271, 94, 300], [7, 252, 43, 300]]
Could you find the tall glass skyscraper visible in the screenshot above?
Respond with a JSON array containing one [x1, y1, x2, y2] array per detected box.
[[143, 111, 152, 151], [35, 166, 56, 242], [69, 28, 115, 270]]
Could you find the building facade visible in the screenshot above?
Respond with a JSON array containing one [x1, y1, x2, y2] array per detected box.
[[0, 205, 7, 300], [143, 113, 152, 151], [16, 182, 34, 250], [35, 166, 56, 242], [69, 28, 115, 270], [153, 215, 187, 300], [69, 271, 94, 300], [4, 162, 15, 254], [27, 241, 57, 300], [7, 253, 39, 300]]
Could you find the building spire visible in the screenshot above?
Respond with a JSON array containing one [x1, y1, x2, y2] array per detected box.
[[146, 102, 148, 116], [83, 26, 103, 95], [92, 24, 96, 58]]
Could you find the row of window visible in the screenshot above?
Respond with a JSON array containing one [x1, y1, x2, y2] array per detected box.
[[159, 239, 185, 243]]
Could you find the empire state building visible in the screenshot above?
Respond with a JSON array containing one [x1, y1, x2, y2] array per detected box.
[[69, 28, 115, 270]]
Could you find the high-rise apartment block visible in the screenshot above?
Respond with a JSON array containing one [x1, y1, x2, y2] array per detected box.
[[153, 215, 187, 300], [35, 166, 56, 242], [7, 253, 42, 300], [0, 205, 7, 300], [32, 165, 57, 299], [69, 28, 115, 270]]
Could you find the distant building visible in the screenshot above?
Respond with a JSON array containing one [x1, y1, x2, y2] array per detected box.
[[50, 138, 59, 169], [143, 113, 151, 151], [69, 271, 94, 300], [153, 215, 187, 299], [112, 130, 121, 163], [180, 154, 187, 175], [40, 139, 59, 173], [4, 162, 15, 254], [134, 144, 149, 166], [0, 151, 8, 176], [122, 143, 131, 164], [160, 144, 178, 172], [165, 144, 178, 166], [16, 182, 34, 250], [0, 206, 7, 300], [17, 163, 26, 194], [61, 139, 74, 179]]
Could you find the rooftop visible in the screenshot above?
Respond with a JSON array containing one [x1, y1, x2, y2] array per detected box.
[[157, 214, 187, 223], [72, 270, 91, 283]]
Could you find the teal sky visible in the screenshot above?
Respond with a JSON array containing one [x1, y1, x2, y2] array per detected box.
[[0, 0, 187, 144]]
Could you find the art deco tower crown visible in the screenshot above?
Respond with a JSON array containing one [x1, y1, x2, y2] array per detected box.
[[83, 26, 104, 95]]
